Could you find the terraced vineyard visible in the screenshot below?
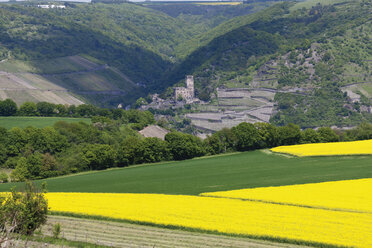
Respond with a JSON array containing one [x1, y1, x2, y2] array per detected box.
[[0, 56, 137, 106]]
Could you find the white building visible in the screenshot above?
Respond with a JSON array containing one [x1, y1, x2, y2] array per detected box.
[[37, 4, 66, 9]]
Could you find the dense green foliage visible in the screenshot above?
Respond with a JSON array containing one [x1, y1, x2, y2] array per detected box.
[[1, 0, 371, 128], [162, 0, 372, 126], [0, 1, 277, 106], [0, 3, 184, 83], [0, 107, 157, 181], [0, 99, 17, 116], [0, 150, 371, 195], [271, 86, 372, 128], [2, 102, 371, 182]]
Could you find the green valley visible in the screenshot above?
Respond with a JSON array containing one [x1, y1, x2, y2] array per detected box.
[[1, 0, 370, 129]]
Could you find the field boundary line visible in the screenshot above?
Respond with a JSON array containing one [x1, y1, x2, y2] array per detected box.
[[260, 149, 296, 158], [198, 195, 372, 215]]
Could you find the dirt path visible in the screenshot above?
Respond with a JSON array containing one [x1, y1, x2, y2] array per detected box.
[[43, 215, 311, 248]]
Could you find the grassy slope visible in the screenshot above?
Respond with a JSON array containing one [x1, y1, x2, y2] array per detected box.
[[1, 150, 371, 194], [0, 116, 90, 129]]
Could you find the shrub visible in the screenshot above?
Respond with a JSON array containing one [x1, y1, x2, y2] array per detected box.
[[0, 172, 8, 183], [52, 223, 61, 239]]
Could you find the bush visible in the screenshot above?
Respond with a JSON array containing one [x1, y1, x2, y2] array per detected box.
[[165, 132, 205, 160], [317, 127, 339, 142], [0, 181, 48, 242], [52, 223, 61, 239], [0, 99, 17, 116], [0, 172, 8, 183], [232, 122, 260, 151]]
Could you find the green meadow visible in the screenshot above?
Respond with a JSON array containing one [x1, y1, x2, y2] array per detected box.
[[1, 150, 371, 195], [0, 116, 91, 129]]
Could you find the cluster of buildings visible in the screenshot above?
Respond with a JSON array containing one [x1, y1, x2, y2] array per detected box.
[[137, 75, 199, 111]]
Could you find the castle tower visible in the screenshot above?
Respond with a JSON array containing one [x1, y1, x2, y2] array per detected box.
[[185, 75, 194, 98]]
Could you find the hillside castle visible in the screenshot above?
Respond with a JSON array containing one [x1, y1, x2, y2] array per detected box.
[[174, 75, 194, 102]]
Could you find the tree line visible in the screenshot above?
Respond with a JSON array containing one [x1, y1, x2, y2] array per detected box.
[[0, 99, 155, 122], [1, 109, 372, 182]]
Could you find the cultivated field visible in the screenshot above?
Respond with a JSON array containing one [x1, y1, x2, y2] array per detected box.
[[44, 189, 371, 248], [271, 139, 372, 156], [1, 148, 371, 247], [0, 116, 91, 129], [202, 178, 372, 213], [1, 150, 372, 194]]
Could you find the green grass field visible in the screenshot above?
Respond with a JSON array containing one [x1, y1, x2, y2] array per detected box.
[[0, 116, 91, 129], [1, 150, 371, 194]]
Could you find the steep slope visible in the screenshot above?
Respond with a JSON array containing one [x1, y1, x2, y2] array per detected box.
[[0, 2, 279, 107], [144, 0, 282, 59], [163, 0, 372, 129], [0, 3, 198, 106]]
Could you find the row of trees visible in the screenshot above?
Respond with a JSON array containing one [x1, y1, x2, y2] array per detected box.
[[0, 99, 100, 117], [0, 99, 117, 117], [0, 99, 155, 130], [1, 117, 372, 182]]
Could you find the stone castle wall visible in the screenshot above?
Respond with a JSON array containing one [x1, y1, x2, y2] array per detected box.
[[174, 76, 194, 101]]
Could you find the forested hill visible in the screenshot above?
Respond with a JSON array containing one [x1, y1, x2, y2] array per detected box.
[[0, 1, 279, 107], [163, 0, 372, 128], [0, 3, 189, 83], [0, 0, 371, 129]]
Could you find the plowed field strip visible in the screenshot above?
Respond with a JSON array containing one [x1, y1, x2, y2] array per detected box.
[[43, 216, 310, 248]]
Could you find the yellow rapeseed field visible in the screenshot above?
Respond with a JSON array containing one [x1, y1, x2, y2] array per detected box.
[[270, 139, 372, 156], [46, 192, 372, 247], [201, 178, 372, 213]]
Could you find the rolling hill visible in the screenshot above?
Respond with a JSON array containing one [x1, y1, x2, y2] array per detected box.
[[0, 1, 280, 107], [1, 150, 371, 194], [0, 0, 371, 129], [0, 2, 200, 106]]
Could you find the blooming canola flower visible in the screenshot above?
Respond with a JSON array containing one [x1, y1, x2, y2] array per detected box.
[[46, 191, 372, 248], [270, 139, 372, 156], [201, 178, 372, 213]]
